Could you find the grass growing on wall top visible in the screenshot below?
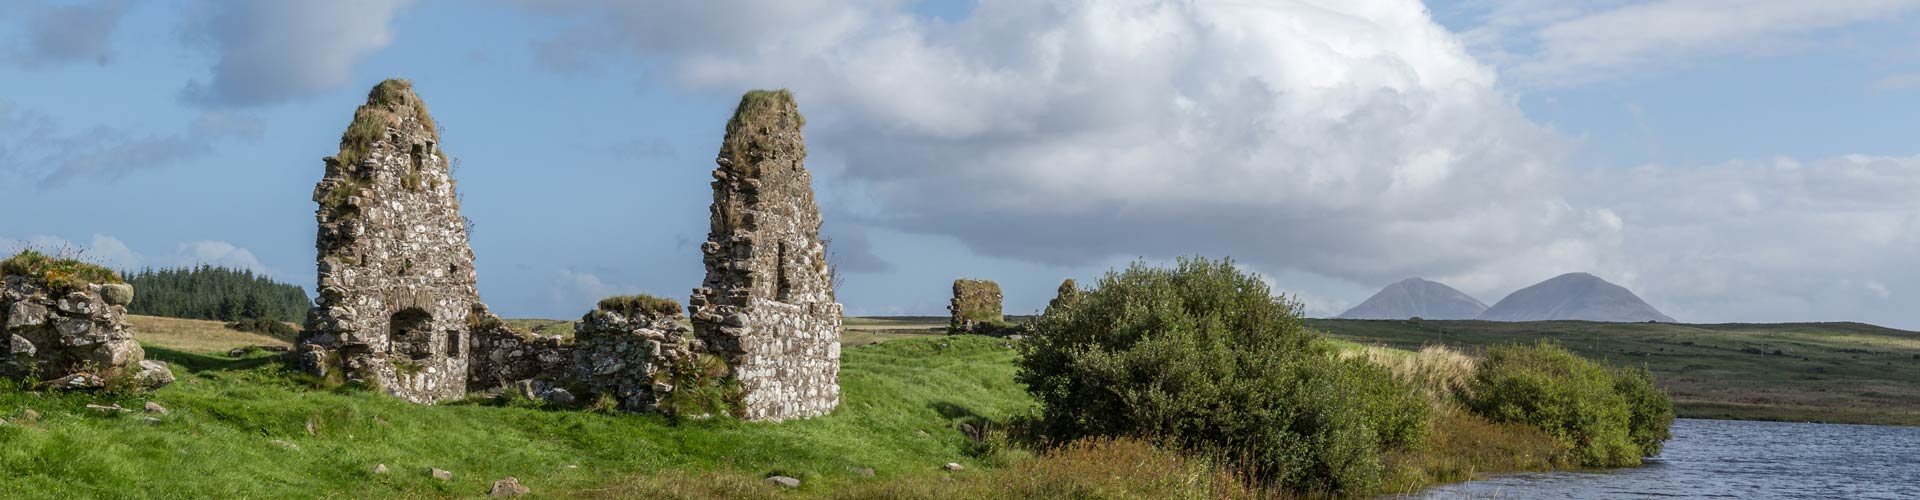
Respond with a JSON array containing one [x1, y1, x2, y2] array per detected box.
[[0, 249, 122, 291]]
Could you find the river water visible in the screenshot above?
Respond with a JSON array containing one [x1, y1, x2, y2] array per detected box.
[[1413, 418, 1920, 499]]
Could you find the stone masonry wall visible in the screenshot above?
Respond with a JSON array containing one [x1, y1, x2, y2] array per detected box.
[[296, 80, 480, 404], [688, 90, 842, 422], [948, 279, 1004, 333], [3, 278, 172, 390], [467, 304, 698, 414]]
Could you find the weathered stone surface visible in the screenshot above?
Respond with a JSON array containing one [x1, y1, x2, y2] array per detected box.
[[469, 299, 701, 414], [1047, 279, 1078, 314], [488, 476, 529, 497], [372, 464, 389, 474], [948, 279, 1004, 333], [135, 360, 174, 389], [688, 90, 842, 422], [430, 468, 453, 481], [1, 277, 160, 389], [144, 401, 167, 414], [295, 80, 481, 404], [766, 476, 801, 488], [943, 462, 966, 472], [99, 284, 134, 306]]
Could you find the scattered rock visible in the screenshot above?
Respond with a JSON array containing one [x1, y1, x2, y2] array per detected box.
[[135, 360, 175, 389], [21, 409, 39, 421], [943, 463, 966, 472], [431, 468, 453, 481], [915, 430, 929, 438], [85, 403, 127, 413], [51, 373, 106, 390], [372, 464, 388, 474], [144, 401, 167, 414], [141, 417, 162, 425], [271, 439, 299, 450], [766, 476, 801, 488], [853, 467, 875, 478], [488, 477, 529, 497]]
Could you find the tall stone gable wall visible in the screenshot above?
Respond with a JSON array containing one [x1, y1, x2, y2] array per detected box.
[[688, 90, 842, 422], [296, 80, 480, 404]]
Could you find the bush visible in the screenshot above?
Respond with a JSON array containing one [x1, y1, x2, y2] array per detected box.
[[1612, 365, 1674, 456], [1463, 342, 1672, 467], [596, 294, 684, 320], [226, 317, 298, 339], [1017, 257, 1429, 495]]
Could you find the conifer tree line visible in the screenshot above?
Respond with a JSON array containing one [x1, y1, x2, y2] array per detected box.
[[124, 266, 312, 322]]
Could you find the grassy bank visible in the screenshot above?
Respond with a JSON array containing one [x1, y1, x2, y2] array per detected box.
[[0, 316, 1595, 498], [1309, 319, 1920, 426]]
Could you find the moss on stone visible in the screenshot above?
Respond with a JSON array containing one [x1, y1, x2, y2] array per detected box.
[[1, 249, 123, 291], [336, 79, 440, 170], [718, 89, 805, 179]]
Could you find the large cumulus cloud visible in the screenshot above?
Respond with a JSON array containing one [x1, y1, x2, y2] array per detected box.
[[529, 0, 1616, 297]]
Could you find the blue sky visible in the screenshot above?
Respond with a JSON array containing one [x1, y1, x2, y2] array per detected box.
[[2, 0, 1917, 329]]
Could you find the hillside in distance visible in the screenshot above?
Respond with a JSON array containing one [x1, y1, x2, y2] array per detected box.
[[1479, 272, 1675, 323], [1337, 278, 1487, 320], [1309, 318, 1920, 426]]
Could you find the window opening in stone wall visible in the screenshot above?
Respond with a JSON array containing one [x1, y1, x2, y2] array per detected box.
[[390, 308, 435, 361], [776, 242, 792, 302], [445, 330, 460, 358]]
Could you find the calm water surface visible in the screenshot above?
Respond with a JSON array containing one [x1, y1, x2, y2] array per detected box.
[[1413, 418, 1920, 499]]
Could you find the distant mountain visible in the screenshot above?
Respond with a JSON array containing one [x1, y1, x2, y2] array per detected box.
[[1479, 273, 1675, 323], [1337, 278, 1488, 320]]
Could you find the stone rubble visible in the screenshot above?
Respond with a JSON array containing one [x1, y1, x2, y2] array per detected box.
[[3, 276, 171, 391], [948, 279, 1004, 334]]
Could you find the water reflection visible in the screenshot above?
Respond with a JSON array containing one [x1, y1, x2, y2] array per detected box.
[[1411, 418, 1920, 499]]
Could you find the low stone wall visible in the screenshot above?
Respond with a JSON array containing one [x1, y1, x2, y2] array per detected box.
[[466, 307, 699, 414], [2, 277, 171, 389]]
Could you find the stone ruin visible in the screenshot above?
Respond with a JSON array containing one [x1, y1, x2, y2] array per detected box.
[[295, 80, 479, 403], [2, 261, 173, 390], [948, 279, 1004, 334], [466, 297, 702, 414], [688, 90, 843, 422], [1046, 279, 1078, 314], [292, 82, 842, 421]]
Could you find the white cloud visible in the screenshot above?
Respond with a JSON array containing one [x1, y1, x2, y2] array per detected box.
[[528, 0, 1607, 298], [1459, 0, 1920, 85], [548, 270, 642, 315], [520, 0, 1920, 328], [0, 100, 261, 188], [0, 0, 131, 67], [1583, 155, 1920, 325], [176, 240, 273, 275], [1872, 73, 1920, 92], [179, 0, 413, 107]]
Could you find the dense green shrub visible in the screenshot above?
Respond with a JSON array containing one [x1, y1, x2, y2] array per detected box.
[[1612, 365, 1675, 456], [225, 317, 298, 339], [1016, 257, 1429, 495], [1463, 342, 1672, 467]]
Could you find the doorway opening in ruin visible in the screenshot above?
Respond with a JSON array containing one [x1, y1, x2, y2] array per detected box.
[[390, 308, 435, 362]]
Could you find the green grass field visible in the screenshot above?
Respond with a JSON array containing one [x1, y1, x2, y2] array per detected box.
[[0, 330, 1031, 498], [0, 316, 1599, 498], [1308, 319, 1920, 426]]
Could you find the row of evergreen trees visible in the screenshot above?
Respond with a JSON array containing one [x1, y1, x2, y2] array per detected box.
[[125, 266, 312, 322]]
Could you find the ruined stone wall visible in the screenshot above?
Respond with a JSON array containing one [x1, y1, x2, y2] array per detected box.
[[467, 302, 698, 414], [3, 278, 171, 389], [948, 279, 1004, 333], [688, 90, 842, 422], [296, 80, 480, 404]]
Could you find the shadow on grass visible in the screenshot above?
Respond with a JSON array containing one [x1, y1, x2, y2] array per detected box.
[[144, 346, 282, 373]]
